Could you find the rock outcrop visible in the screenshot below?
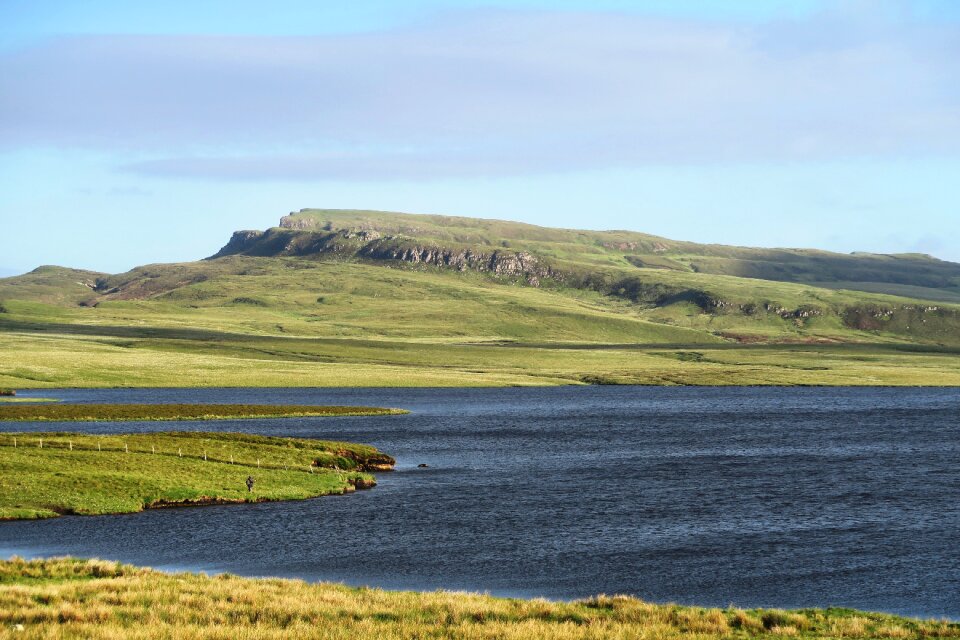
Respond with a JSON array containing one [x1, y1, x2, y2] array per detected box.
[[358, 241, 554, 285], [213, 230, 265, 257], [279, 213, 323, 231], [212, 216, 559, 287]]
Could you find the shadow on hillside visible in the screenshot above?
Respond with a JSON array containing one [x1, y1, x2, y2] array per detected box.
[[2, 317, 958, 356]]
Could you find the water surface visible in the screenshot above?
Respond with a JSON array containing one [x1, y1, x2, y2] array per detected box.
[[2, 386, 958, 618]]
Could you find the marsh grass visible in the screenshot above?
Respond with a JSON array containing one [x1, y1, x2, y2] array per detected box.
[[0, 432, 390, 520], [0, 403, 407, 422], [0, 558, 957, 639]]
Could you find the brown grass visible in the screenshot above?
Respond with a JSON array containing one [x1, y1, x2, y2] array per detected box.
[[1, 558, 956, 639]]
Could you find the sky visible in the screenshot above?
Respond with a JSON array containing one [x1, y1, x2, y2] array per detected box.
[[1, 0, 958, 275]]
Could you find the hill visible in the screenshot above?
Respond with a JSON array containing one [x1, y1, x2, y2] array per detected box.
[[1, 209, 959, 388], [222, 209, 960, 302]]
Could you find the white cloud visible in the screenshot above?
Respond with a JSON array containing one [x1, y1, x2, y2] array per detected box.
[[1, 8, 957, 179]]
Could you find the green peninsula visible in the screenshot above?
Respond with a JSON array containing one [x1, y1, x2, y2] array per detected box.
[[0, 431, 395, 520]]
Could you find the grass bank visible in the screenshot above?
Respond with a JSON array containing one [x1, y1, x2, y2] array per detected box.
[[0, 432, 394, 520], [0, 558, 956, 639], [0, 403, 407, 422]]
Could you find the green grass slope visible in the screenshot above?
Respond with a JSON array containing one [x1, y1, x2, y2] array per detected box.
[[0, 431, 391, 519], [264, 209, 960, 296], [1, 209, 959, 387]]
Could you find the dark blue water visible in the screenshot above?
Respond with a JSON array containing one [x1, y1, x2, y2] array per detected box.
[[1, 386, 958, 618]]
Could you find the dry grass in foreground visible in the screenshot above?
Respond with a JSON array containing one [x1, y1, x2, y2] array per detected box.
[[0, 558, 957, 639]]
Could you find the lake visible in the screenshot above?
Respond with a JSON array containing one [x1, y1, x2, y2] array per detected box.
[[1, 386, 958, 619]]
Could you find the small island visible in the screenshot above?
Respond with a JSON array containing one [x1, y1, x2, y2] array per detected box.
[[0, 403, 408, 422], [0, 431, 395, 520]]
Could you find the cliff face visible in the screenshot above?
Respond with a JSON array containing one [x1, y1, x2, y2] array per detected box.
[[213, 230, 265, 257], [359, 241, 554, 285], [279, 214, 324, 231], [213, 219, 557, 286]]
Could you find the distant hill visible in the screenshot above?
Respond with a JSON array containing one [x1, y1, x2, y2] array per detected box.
[[216, 209, 960, 303], [5, 208, 960, 346], [2, 209, 960, 388]]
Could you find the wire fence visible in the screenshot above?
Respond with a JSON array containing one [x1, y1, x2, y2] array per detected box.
[[0, 434, 336, 475]]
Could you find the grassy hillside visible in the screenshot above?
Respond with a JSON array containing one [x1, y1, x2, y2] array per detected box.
[[1, 209, 959, 387], [2, 557, 957, 639], [263, 209, 960, 298]]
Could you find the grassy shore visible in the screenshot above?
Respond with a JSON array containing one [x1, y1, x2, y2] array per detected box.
[[0, 558, 956, 639], [0, 403, 407, 422], [0, 432, 393, 520]]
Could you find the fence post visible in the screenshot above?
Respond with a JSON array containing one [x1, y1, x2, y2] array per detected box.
[[39, 438, 42, 449], [178, 448, 182, 458], [125, 443, 129, 453], [98, 442, 101, 452], [69, 441, 72, 451], [152, 445, 155, 454]]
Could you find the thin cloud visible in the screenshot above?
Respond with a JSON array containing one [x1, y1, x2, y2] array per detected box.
[[1, 8, 957, 180]]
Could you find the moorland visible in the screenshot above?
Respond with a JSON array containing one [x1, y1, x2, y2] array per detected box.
[[2, 209, 960, 388]]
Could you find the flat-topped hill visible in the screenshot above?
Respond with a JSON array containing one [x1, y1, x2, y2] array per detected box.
[[2, 208, 960, 387], [213, 209, 960, 302]]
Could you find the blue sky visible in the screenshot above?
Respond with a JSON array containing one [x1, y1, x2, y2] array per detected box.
[[1, 0, 958, 275]]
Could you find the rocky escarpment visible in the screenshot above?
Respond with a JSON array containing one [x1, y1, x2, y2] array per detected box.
[[204, 214, 960, 343], [279, 214, 321, 231], [358, 240, 555, 286], [842, 304, 960, 339], [596, 277, 824, 318], [213, 222, 558, 286], [214, 230, 265, 257], [210, 224, 829, 322]]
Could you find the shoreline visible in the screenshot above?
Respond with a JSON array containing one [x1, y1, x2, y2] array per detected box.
[[1, 557, 957, 637], [0, 403, 409, 422], [6, 382, 960, 392]]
